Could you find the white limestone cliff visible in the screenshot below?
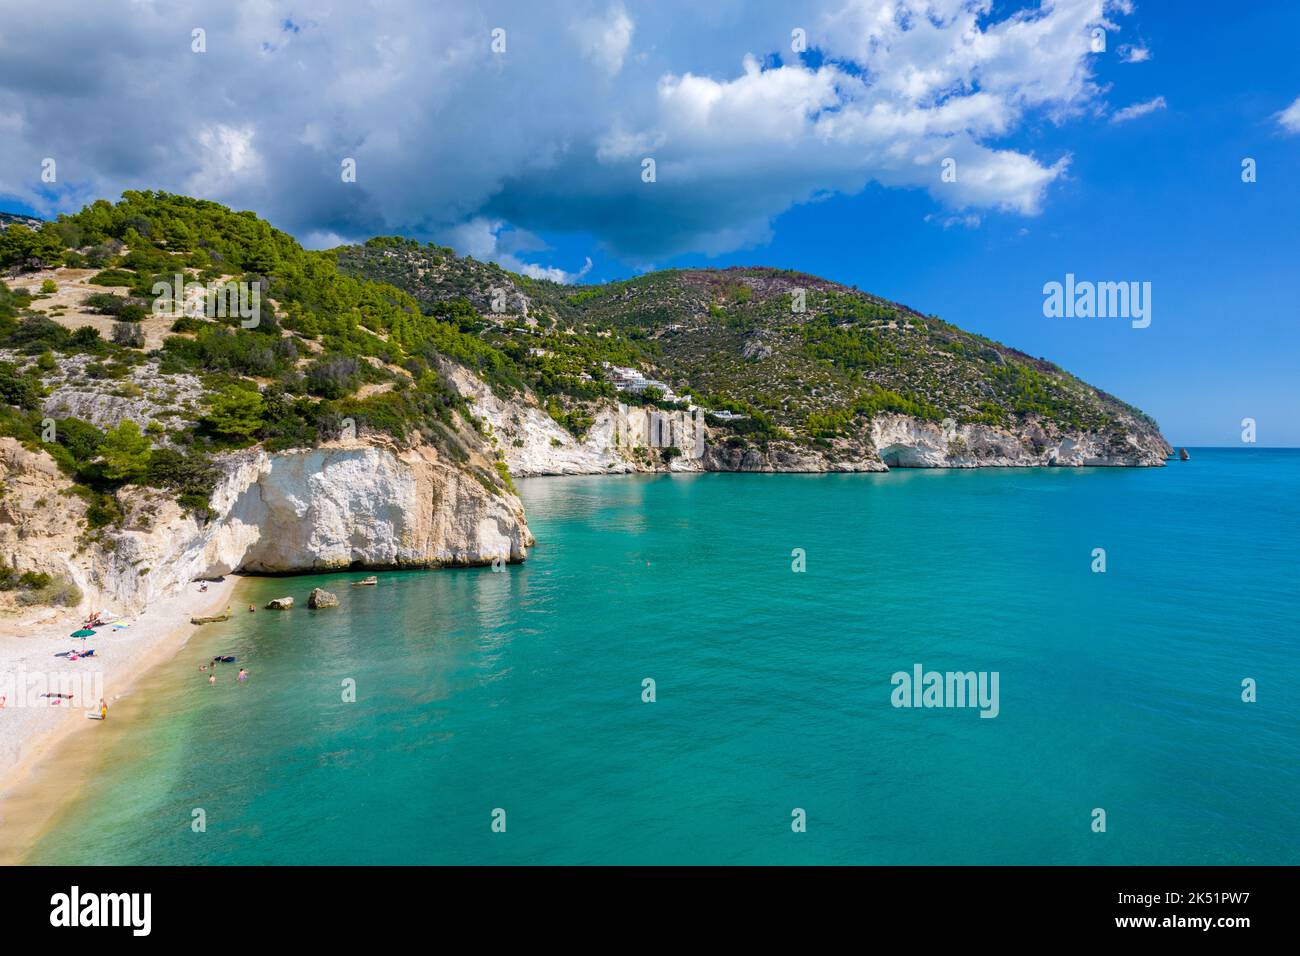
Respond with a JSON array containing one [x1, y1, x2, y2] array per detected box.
[[447, 365, 1169, 475], [444, 361, 708, 476], [869, 413, 1170, 467], [0, 437, 532, 613]]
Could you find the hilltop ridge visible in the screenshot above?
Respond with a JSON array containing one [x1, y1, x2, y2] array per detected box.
[[337, 237, 1170, 469], [0, 191, 1169, 612]]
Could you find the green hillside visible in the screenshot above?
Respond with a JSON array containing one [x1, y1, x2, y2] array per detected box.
[[0, 190, 1166, 531], [337, 238, 1163, 445]]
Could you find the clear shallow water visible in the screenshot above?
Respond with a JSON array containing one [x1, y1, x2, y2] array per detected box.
[[27, 449, 1300, 864]]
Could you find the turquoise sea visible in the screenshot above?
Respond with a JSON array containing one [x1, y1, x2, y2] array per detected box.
[[27, 449, 1300, 864]]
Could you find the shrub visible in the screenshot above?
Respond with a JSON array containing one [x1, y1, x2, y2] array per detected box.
[[161, 326, 278, 376], [16, 575, 83, 607], [145, 446, 219, 493], [305, 356, 361, 399], [88, 269, 137, 287], [0, 563, 82, 606], [85, 360, 131, 380], [0, 225, 65, 269], [176, 491, 215, 520], [85, 292, 125, 315], [83, 244, 117, 268], [18, 570, 52, 589], [52, 416, 105, 464], [0, 361, 41, 409], [7, 315, 69, 350], [200, 384, 264, 440], [494, 458, 515, 493], [84, 496, 121, 528], [170, 315, 206, 333], [69, 326, 104, 351], [98, 419, 152, 482], [111, 322, 146, 348]]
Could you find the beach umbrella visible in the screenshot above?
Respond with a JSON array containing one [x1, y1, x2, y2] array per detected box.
[[71, 628, 96, 638]]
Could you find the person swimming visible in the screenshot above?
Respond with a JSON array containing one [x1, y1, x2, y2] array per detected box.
[[248, 604, 256, 613], [208, 674, 216, 685], [237, 669, 248, 681]]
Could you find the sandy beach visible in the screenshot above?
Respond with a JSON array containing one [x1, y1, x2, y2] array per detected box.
[[0, 576, 241, 861]]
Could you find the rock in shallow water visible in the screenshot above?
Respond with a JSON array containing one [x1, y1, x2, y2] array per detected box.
[[265, 597, 293, 610], [308, 587, 339, 609]]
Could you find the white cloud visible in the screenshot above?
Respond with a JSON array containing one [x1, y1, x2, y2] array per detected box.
[[301, 230, 351, 250], [1118, 44, 1150, 63], [441, 218, 592, 283], [1276, 96, 1300, 134], [572, 3, 635, 77], [1110, 95, 1166, 124], [519, 257, 594, 283], [0, 0, 1138, 265], [186, 124, 263, 196], [925, 212, 982, 229]]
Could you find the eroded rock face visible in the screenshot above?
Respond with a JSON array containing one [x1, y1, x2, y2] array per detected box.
[[447, 361, 711, 477], [449, 366, 1170, 477], [0, 437, 533, 613], [700, 441, 887, 473], [0, 438, 88, 582], [446, 362, 631, 476], [741, 335, 772, 361], [869, 413, 1171, 468], [214, 442, 531, 574], [38, 356, 205, 437]]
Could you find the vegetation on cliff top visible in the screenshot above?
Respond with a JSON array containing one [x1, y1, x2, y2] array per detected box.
[[336, 238, 1162, 446], [0, 192, 521, 527], [0, 191, 1162, 524]]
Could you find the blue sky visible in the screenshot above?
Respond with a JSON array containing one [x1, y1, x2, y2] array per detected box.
[[2, 1, 1296, 444], [538, 2, 1300, 447]]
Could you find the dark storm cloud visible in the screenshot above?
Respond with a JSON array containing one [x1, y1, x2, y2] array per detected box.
[[0, 0, 1135, 273]]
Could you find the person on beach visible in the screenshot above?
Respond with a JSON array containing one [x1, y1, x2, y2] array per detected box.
[[238, 669, 248, 681], [99, 699, 108, 720]]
